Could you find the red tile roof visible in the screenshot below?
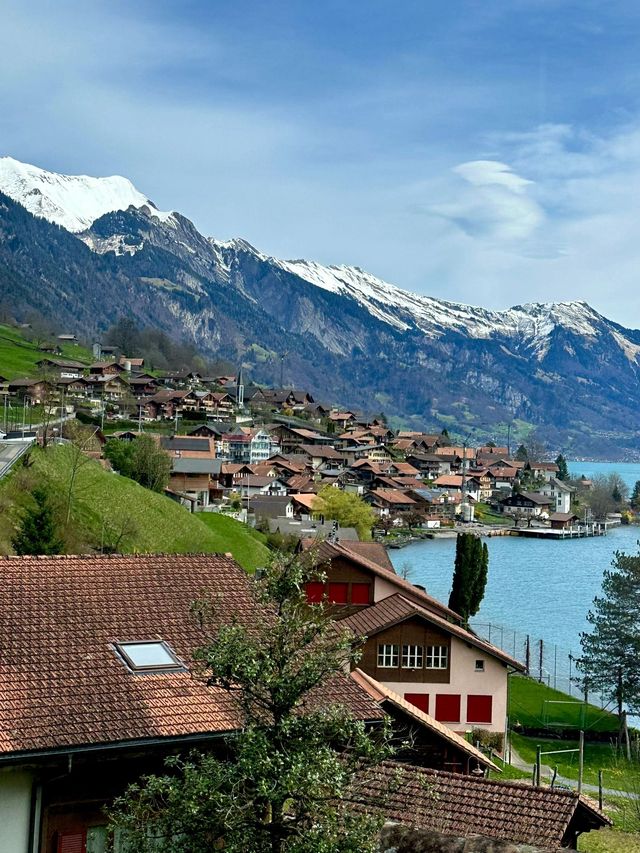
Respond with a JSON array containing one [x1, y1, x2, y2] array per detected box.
[[0, 554, 381, 759], [354, 761, 610, 847]]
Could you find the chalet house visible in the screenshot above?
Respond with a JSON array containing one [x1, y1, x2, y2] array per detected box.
[[539, 476, 574, 514], [139, 389, 196, 420], [55, 376, 91, 396], [486, 464, 519, 490], [0, 554, 382, 853], [84, 374, 130, 400], [297, 443, 346, 471], [127, 375, 159, 397], [88, 360, 126, 376], [406, 453, 451, 478], [302, 540, 523, 734], [499, 491, 554, 517], [527, 461, 560, 482], [328, 411, 356, 429], [35, 358, 85, 379], [366, 489, 419, 517], [162, 370, 202, 388], [168, 457, 222, 506], [7, 378, 53, 403], [268, 424, 332, 454], [188, 421, 234, 439]]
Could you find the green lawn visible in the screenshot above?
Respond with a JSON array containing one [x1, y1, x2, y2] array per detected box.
[[0, 323, 93, 379], [511, 732, 640, 794], [0, 445, 271, 572], [510, 675, 619, 734]]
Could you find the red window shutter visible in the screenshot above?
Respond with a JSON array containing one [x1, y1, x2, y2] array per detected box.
[[57, 833, 86, 853], [404, 693, 429, 714], [435, 694, 461, 722], [351, 583, 370, 605], [328, 582, 348, 604], [467, 694, 493, 724], [305, 582, 325, 604]]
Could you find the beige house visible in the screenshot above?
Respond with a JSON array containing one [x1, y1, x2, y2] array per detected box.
[[303, 541, 524, 734]]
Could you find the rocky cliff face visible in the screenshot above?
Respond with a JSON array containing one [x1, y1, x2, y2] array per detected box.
[[1, 158, 640, 457]]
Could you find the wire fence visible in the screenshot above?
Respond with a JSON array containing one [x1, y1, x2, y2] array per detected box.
[[469, 619, 612, 711]]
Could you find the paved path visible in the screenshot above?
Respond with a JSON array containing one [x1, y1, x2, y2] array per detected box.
[[0, 440, 31, 479], [509, 746, 639, 800]]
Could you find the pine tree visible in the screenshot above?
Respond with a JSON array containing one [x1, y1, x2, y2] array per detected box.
[[515, 444, 528, 462], [578, 549, 640, 748], [555, 453, 570, 481], [631, 480, 640, 510], [12, 487, 63, 555]]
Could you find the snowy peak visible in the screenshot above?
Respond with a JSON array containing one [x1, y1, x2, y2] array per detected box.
[[0, 156, 173, 233], [275, 259, 632, 359]]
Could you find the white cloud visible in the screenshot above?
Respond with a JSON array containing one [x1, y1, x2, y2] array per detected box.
[[430, 159, 544, 242]]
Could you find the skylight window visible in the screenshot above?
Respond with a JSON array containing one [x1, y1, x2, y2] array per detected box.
[[114, 641, 184, 673]]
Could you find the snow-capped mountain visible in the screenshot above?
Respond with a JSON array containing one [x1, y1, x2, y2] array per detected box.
[[1, 156, 640, 457], [0, 156, 173, 233]]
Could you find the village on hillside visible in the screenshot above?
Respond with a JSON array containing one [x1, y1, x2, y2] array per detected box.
[[1, 330, 626, 542], [0, 323, 633, 853]]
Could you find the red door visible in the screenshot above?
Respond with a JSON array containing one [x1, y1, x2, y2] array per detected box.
[[404, 693, 429, 713]]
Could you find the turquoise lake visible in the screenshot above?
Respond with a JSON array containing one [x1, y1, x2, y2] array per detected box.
[[388, 462, 640, 667]]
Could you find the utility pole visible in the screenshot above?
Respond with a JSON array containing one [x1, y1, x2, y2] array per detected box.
[[507, 421, 512, 457]]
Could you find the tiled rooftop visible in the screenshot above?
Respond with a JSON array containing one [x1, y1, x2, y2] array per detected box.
[[355, 760, 610, 848], [0, 554, 381, 759]]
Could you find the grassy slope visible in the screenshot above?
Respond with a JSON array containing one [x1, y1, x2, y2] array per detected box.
[[511, 731, 640, 794], [510, 675, 618, 734], [0, 323, 93, 379], [0, 446, 270, 572]]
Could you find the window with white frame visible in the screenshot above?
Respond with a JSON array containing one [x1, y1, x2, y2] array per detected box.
[[425, 645, 448, 669], [377, 644, 399, 668], [401, 644, 424, 668]]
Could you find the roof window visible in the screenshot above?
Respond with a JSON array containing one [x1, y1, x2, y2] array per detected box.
[[114, 640, 184, 673]]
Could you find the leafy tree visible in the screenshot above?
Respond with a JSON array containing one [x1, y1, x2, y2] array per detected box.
[[578, 549, 640, 751], [109, 552, 390, 852], [61, 421, 102, 524], [316, 486, 376, 541], [448, 533, 489, 624], [12, 487, 63, 555], [104, 436, 171, 492], [585, 474, 629, 520], [555, 453, 569, 481]]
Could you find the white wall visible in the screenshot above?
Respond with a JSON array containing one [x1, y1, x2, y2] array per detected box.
[[0, 768, 33, 853], [380, 639, 509, 733]]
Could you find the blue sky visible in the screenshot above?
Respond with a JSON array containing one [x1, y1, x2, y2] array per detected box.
[[2, 1, 640, 325]]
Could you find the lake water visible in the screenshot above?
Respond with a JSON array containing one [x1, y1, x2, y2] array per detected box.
[[389, 460, 640, 664]]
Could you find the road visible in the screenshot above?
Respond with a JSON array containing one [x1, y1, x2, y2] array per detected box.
[[0, 441, 32, 479]]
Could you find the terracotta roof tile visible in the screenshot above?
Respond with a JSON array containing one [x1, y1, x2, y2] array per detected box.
[[0, 554, 381, 759], [353, 760, 610, 847]]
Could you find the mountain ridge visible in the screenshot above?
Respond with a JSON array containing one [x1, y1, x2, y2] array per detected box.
[[1, 157, 639, 458]]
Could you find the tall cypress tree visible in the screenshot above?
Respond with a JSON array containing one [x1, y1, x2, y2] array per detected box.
[[12, 487, 63, 555], [448, 533, 489, 624], [555, 453, 570, 481]]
